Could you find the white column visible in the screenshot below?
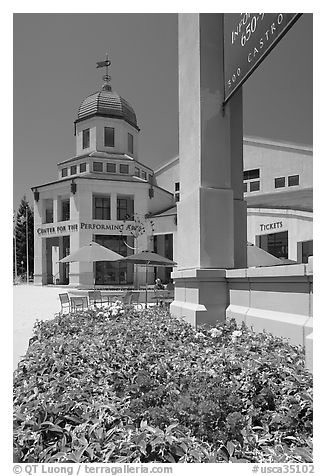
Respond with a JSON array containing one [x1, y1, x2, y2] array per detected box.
[[111, 192, 117, 221], [53, 197, 58, 223], [33, 199, 47, 285], [170, 14, 247, 327]]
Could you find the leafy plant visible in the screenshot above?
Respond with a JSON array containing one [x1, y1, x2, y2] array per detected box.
[[13, 307, 312, 463]]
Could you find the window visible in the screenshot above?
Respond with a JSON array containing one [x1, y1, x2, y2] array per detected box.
[[82, 129, 90, 149], [62, 168, 68, 178], [117, 195, 134, 220], [45, 209, 53, 223], [79, 163, 86, 173], [93, 162, 103, 172], [267, 231, 288, 259], [175, 182, 180, 192], [244, 169, 260, 193], [104, 127, 115, 147], [61, 199, 70, 221], [175, 193, 180, 202], [128, 133, 134, 154], [141, 170, 147, 180], [288, 174, 299, 187], [243, 169, 260, 180], [107, 163, 116, 173], [135, 167, 140, 177], [250, 180, 260, 192], [148, 174, 154, 184], [93, 195, 110, 220], [120, 164, 129, 174], [44, 199, 53, 224], [275, 177, 285, 188], [70, 165, 77, 175]]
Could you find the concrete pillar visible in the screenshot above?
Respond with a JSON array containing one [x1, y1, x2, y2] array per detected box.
[[170, 13, 246, 327], [34, 237, 47, 285], [53, 198, 58, 223], [70, 190, 78, 221], [33, 200, 46, 285], [111, 192, 117, 221]]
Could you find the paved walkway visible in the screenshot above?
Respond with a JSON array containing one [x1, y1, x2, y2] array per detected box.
[[13, 285, 162, 370], [13, 285, 68, 369]]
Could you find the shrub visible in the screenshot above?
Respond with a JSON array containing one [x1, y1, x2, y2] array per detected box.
[[13, 306, 313, 463]]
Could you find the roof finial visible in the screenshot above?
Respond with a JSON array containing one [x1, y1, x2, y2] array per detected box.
[[96, 52, 112, 91]]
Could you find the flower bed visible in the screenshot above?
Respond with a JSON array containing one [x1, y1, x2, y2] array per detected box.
[[13, 305, 313, 463]]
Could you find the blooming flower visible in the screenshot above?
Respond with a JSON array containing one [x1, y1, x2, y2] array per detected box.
[[210, 328, 223, 338], [232, 330, 242, 338], [231, 330, 242, 342], [194, 332, 205, 339]]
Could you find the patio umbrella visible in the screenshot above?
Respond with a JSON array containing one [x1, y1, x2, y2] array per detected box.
[[59, 242, 124, 289], [120, 250, 177, 307], [247, 242, 284, 267]]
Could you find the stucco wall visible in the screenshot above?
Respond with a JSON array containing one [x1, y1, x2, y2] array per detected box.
[[243, 138, 312, 195], [247, 208, 313, 262], [225, 260, 313, 371]]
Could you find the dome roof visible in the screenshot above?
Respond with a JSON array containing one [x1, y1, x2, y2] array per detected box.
[[76, 87, 139, 130]]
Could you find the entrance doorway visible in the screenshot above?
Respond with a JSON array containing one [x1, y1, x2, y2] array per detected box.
[[45, 236, 70, 284], [94, 235, 134, 285], [153, 234, 174, 283], [258, 231, 288, 259], [297, 240, 313, 263]]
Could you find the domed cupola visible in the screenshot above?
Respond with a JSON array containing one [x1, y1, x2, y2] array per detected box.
[[77, 89, 139, 131], [74, 54, 140, 158], [75, 53, 139, 131]]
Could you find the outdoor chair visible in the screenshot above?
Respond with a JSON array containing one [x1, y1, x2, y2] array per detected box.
[[153, 289, 166, 307], [129, 292, 143, 310], [70, 296, 88, 313], [88, 290, 110, 307], [153, 289, 174, 307], [59, 293, 71, 314], [121, 291, 143, 310]]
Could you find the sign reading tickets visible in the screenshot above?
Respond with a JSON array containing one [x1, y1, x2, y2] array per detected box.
[[224, 13, 302, 102]]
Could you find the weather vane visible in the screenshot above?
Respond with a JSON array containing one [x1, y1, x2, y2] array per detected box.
[[96, 52, 112, 90]]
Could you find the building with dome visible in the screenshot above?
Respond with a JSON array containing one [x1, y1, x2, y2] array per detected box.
[[32, 58, 312, 289], [31, 58, 175, 287]]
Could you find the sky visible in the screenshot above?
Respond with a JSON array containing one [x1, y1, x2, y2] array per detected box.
[[13, 13, 313, 211]]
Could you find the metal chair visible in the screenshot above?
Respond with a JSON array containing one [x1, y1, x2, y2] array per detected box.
[[88, 290, 110, 307], [130, 292, 143, 310], [153, 289, 165, 306], [70, 296, 88, 312], [120, 291, 143, 310], [153, 289, 174, 307], [59, 293, 71, 314], [120, 291, 133, 306]]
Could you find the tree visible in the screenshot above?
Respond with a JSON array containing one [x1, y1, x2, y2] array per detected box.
[[14, 197, 34, 278], [119, 213, 155, 288], [120, 213, 155, 252]]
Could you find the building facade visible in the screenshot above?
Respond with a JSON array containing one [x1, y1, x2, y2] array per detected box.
[[32, 73, 174, 287], [153, 136, 313, 267], [32, 74, 313, 288]]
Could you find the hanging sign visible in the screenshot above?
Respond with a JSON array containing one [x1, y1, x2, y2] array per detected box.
[[224, 13, 302, 102]]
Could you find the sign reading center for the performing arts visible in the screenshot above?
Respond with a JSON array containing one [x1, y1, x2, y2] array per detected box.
[[224, 13, 301, 101], [36, 222, 140, 237]]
